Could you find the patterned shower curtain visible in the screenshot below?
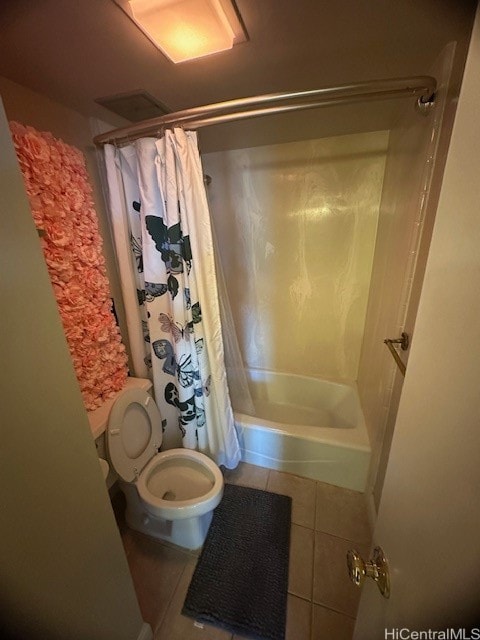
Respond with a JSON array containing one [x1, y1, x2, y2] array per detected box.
[[104, 129, 240, 468]]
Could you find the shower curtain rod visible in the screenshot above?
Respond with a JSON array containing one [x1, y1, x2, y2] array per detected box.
[[93, 75, 436, 146]]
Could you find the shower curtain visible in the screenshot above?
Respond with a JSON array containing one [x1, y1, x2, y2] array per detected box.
[[104, 129, 240, 468]]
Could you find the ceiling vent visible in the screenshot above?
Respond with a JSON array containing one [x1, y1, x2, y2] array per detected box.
[[95, 90, 170, 122]]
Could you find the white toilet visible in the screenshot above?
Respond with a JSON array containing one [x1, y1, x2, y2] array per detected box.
[[107, 387, 224, 550]]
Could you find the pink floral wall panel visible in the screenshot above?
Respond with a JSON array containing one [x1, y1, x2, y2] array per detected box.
[[10, 121, 128, 411]]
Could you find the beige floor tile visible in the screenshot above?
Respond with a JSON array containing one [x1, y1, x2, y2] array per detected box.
[[233, 595, 310, 640], [315, 482, 371, 544], [313, 531, 369, 617], [223, 462, 269, 490], [289, 524, 314, 600], [267, 470, 316, 528], [155, 560, 232, 640], [286, 595, 312, 640], [312, 604, 355, 640], [124, 531, 191, 632]]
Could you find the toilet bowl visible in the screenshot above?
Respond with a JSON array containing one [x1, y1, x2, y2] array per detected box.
[[107, 387, 224, 550]]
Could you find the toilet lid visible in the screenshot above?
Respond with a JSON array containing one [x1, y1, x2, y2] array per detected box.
[[107, 388, 163, 483]]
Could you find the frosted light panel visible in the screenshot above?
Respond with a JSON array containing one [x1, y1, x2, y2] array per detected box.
[[128, 0, 235, 63]]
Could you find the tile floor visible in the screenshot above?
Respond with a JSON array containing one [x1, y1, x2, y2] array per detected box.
[[112, 462, 371, 640]]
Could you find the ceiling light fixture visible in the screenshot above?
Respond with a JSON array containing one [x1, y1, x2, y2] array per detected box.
[[115, 0, 247, 63]]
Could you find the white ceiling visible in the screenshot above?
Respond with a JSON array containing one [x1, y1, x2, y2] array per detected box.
[[0, 0, 476, 151]]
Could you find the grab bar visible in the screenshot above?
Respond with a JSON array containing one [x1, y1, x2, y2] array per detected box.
[[384, 332, 409, 376]]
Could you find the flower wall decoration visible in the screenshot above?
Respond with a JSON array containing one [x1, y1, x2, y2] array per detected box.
[[10, 121, 128, 411]]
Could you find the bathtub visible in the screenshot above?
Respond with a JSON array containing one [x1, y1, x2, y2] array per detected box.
[[234, 369, 371, 491]]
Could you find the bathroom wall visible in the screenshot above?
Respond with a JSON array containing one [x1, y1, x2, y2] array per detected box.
[[357, 44, 457, 509], [356, 12, 480, 625], [203, 131, 388, 381], [0, 99, 148, 640], [0, 75, 133, 370]]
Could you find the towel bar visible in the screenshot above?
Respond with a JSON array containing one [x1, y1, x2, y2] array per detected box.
[[384, 332, 409, 376]]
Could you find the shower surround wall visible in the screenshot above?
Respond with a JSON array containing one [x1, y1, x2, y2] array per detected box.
[[357, 117, 436, 507], [203, 131, 388, 382], [357, 45, 456, 509]]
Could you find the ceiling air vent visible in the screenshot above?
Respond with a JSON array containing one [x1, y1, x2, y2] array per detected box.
[[95, 90, 170, 122]]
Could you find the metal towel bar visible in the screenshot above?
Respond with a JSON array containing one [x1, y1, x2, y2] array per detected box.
[[384, 332, 409, 376]]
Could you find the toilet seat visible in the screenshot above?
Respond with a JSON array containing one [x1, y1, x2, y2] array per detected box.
[[137, 449, 224, 520], [107, 388, 163, 482]]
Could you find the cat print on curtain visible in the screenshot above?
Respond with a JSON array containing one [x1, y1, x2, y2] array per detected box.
[[127, 198, 152, 369], [109, 147, 152, 375], [105, 131, 240, 467], [138, 198, 208, 444], [134, 134, 214, 451]]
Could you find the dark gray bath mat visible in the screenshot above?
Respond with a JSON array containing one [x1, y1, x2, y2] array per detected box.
[[182, 483, 292, 640]]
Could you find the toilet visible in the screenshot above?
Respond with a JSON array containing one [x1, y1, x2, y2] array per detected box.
[[107, 387, 224, 550]]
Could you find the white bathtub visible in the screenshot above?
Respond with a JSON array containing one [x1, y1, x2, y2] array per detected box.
[[234, 369, 371, 491]]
